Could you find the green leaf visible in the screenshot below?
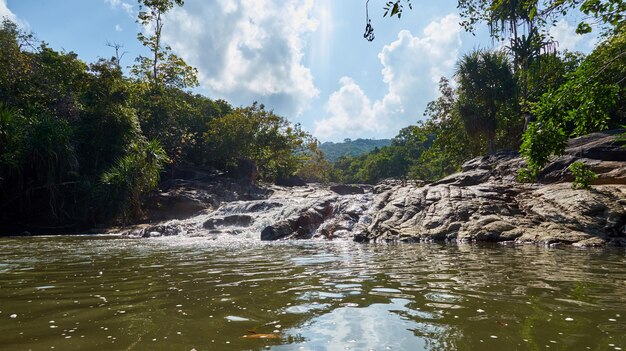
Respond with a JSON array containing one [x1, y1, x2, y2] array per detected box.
[[576, 22, 592, 34]]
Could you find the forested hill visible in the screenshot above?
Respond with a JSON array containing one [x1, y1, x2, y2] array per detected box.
[[320, 139, 391, 162]]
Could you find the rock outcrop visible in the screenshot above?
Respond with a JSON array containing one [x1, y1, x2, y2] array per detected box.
[[124, 185, 374, 241], [142, 168, 270, 222], [361, 131, 626, 246], [123, 130, 626, 247]]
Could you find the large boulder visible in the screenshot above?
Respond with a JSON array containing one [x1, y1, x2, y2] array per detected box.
[[143, 190, 211, 221], [360, 130, 626, 246], [261, 199, 333, 240], [228, 159, 259, 184], [330, 184, 366, 195], [539, 130, 626, 184], [276, 175, 307, 187]]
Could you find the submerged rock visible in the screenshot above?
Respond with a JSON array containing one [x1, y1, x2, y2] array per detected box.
[[204, 215, 253, 229]]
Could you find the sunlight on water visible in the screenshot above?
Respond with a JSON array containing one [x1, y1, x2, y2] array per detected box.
[[0, 236, 625, 350]]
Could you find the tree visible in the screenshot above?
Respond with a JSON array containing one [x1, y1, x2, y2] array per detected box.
[[296, 141, 331, 183], [0, 19, 36, 108], [416, 78, 478, 180], [132, 0, 198, 89], [204, 103, 314, 182], [0, 18, 173, 229], [455, 50, 516, 154], [97, 140, 169, 222], [79, 58, 142, 175], [520, 24, 626, 178], [382, 1, 626, 36]]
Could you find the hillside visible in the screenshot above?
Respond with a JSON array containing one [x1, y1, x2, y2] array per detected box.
[[320, 138, 391, 163]]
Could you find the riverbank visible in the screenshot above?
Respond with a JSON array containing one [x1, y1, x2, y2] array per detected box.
[[116, 130, 626, 247]]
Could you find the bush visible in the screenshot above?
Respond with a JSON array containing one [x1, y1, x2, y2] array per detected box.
[[569, 161, 597, 189], [96, 140, 168, 222]]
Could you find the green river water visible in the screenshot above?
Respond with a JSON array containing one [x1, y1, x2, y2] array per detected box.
[[0, 236, 625, 350]]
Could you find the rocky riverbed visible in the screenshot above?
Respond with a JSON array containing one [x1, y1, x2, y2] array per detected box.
[[121, 130, 626, 247]]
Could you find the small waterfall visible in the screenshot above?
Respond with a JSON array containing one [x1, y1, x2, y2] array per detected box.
[[128, 185, 376, 242]]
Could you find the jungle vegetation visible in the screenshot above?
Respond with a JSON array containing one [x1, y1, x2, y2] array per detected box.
[[331, 0, 625, 184], [0, 0, 624, 231], [0, 0, 323, 231]]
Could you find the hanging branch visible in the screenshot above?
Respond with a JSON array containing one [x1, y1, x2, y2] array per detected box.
[[364, 0, 375, 41]]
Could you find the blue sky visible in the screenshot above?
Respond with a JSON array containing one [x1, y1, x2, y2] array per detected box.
[[1, 0, 598, 142]]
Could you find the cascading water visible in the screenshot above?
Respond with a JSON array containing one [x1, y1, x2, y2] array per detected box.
[[126, 185, 377, 242]]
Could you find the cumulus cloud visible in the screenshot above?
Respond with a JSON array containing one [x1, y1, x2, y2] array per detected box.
[[550, 19, 583, 52], [162, 0, 319, 117], [314, 77, 379, 140], [105, 0, 134, 17], [0, 0, 15, 22], [314, 14, 462, 141], [0, 0, 27, 28]]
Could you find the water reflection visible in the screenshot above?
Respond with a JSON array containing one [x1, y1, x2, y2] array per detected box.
[[0, 237, 624, 350]]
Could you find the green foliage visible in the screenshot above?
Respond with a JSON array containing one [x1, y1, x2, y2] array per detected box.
[[0, 19, 171, 229], [319, 138, 391, 163], [577, 0, 626, 34], [456, 50, 516, 153], [10, 114, 79, 221], [419, 78, 478, 178], [0, 19, 36, 108], [131, 84, 224, 165], [383, 1, 412, 18], [516, 166, 536, 183], [519, 120, 567, 179], [0, 102, 22, 169], [569, 161, 598, 189], [521, 51, 583, 104], [520, 26, 626, 174], [457, 0, 625, 37], [98, 140, 169, 222], [296, 141, 332, 184], [132, 0, 197, 89], [204, 103, 313, 182], [329, 126, 433, 184], [79, 59, 142, 174]]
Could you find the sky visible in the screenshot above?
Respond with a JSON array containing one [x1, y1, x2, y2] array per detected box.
[[1, 0, 599, 142]]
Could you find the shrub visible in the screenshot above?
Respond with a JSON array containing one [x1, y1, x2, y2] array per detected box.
[[569, 161, 597, 189]]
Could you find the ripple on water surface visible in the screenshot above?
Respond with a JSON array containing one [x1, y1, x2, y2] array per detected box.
[[0, 236, 625, 350]]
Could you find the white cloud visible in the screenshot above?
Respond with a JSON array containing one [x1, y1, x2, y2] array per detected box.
[[0, 0, 16, 22], [115, 24, 123, 32], [314, 77, 379, 139], [550, 19, 583, 52], [105, 0, 134, 17], [0, 0, 27, 28], [314, 14, 462, 141], [162, 0, 320, 117]]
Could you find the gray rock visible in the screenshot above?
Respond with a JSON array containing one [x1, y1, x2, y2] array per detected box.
[[203, 215, 253, 229], [360, 131, 626, 246], [261, 199, 334, 240], [276, 176, 307, 187], [123, 130, 626, 247], [330, 184, 366, 195]]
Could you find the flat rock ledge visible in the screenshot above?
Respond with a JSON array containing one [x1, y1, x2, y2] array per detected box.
[[120, 130, 626, 247], [360, 131, 626, 247]]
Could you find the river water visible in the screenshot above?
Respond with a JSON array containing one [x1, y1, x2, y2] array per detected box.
[[0, 236, 625, 351]]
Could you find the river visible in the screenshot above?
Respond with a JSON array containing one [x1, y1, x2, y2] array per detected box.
[[0, 236, 625, 350]]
